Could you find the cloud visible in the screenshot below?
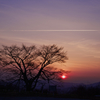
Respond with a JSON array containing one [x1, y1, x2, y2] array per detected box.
[[0, 34, 57, 46], [68, 39, 100, 58], [0, 30, 98, 32]]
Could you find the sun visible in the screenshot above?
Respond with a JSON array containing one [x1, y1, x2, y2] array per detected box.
[[61, 75, 66, 79]]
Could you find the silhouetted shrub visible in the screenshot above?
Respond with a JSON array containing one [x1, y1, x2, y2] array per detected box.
[[66, 85, 100, 99]]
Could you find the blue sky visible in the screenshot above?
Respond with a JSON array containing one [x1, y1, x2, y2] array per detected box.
[[0, 0, 100, 84]]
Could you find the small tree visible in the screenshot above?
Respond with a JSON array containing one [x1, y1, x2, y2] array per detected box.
[[0, 44, 68, 91]]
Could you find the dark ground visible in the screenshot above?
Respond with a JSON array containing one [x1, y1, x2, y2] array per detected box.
[[0, 96, 90, 100]]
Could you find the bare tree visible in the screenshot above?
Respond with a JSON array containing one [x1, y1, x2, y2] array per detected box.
[[0, 44, 68, 91]]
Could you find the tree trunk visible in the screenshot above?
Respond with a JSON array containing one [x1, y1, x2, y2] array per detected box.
[[26, 83, 32, 91]]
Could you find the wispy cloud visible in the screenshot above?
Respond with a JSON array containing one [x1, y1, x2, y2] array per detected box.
[[0, 30, 99, 32], [67, 39, 100, 58], [0, 35, 54, 46]]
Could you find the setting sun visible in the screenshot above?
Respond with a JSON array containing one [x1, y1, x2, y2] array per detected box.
[[61, 75, 66, 79]]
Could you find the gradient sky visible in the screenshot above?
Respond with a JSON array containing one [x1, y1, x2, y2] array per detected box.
[[0, 0, 100, 84]]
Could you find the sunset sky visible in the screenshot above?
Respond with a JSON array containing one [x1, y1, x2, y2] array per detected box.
[[0, 0, 100, 84]]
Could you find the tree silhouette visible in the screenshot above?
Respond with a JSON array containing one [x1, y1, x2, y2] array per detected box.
[[0, 44, 68, 91]]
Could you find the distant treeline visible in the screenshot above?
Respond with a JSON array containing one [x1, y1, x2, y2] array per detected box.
[[0, 80, 100, 99], [66, 85, 100, 99]]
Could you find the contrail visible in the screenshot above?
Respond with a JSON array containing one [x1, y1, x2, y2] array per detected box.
[[0, 30, 99, 32]]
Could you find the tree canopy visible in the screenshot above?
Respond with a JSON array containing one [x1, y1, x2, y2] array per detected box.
[[0, 44, 68, 91]]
